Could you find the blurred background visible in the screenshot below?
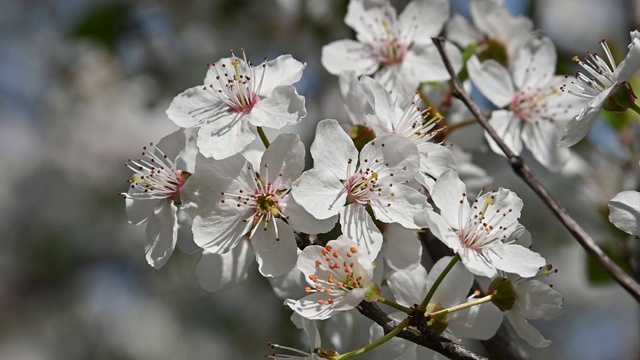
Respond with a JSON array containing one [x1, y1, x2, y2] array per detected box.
[[1, 0, 638, 359]]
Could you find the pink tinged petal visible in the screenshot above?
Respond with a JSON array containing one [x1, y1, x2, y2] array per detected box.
[[310, 119, 358, 179], [252, 220, 297, 277], [608, 190, 640, 235], [284, 194, 338, 235], [489, 243, 546, 278], [506, 310, 551, 348], [467, 56, 515, 108], [195, 239, 254, 293], [427, 257, 474, 306], [196, 115, 256, 159], [612, 31, 640, 81], [259, 55, 306, 94], [371, 185, 428, 229], [431, 169, 470, 228], [521, 121, 569, 171], [445, 14, 481, 48], [291, 168, 346, 220], [516, 280, 563, 320], [382, 223, 422, 271], [125, 198, 161, 225], [388, 265, 428, 307], [512, 37, 557, 90], [166, 86, 228, 128], [449, 302, 503, 340], [145, 201, 178, 269], [321, 40, 379, 76], [247, 86, 306, 129], [485, 110, 523, 156], [360, 135, 420, 182], [261, 133, 305, 186], [340, 203, 384, 260], [191, 207, 252, 254], [400, 0, 449, 43]]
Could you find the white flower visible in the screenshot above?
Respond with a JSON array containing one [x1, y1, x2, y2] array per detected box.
[[560, 31, 640, 147], [322, 0, 461, 97], [360, 75, 455, 190], [291, 119, 428, 260], [608, 190, 640, 237], [166, 49, 307, 159], [468, 36, 586, 171], [418, 169, 545, 278], [445, 0, 534, 65], [504, 270, 563, 348], [184, 133, 335, 277], [121, 129, 194, 269], [285, 236, 375, 320]]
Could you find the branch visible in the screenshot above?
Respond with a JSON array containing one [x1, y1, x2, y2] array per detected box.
[[357, 301, 487, 360], [431, 36, 640, 303]]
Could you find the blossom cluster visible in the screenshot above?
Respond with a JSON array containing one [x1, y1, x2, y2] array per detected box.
[[120, 0, 640, 358]]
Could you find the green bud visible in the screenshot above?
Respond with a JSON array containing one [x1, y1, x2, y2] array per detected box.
[[425, 302, 449, 335], [364, 282, 380, 302], [488, 276, 517, 311], [349, 125, 376, 151], [602, 81, 637, 113], [315, 348, 340, 359]]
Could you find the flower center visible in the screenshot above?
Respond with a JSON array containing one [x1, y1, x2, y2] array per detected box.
[[561, 40, 617, 99], [207, 48, 266, 114], [510, 87, 560, 124], [304, 244, 363, 305], [122, 142, 188, 204]]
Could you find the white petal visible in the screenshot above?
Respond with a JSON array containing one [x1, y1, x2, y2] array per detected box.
[[269, 267, 307, 301], [485, 110, 523, 156], [248, 86, 306, 129], [166, 86, 227, 128], [516, 280, 563, 320], [559, 85, 614, 147], [403, 42, 462, 83], [291, 168, 346, 220], [489, 243, 546, 278], [285, 289, 366, 320], [608, 190, 640, 235], [284, 194, 338, 234], [417, 142, 456, 179], [261, 133, 305, 186], [252, 220, 297, 277], [445, 14, 481, 48], [360, 135, 420, 182], [461, 252, 498, 278], [400, 0, 448, 42], [506, 310, 551, 348], [156, 129, 187, 161], [195, 240, 254, 293], [419, 210, 463, 251], [431, 169, 469, 228], [340, 203, 384, 260], [613, 31, 640, 81], [476, 187, 523, 239], [512, 37, 557, 91], [259, 54, 306, 94], [290, 312, 322, 349], [382, 223, 423, 271], [372, 184, 428, 229], [521, 121, 569, 171], [321, 40, 379, 76], [125, 198, 160, 225], [467, 56, 514, 107], [427, 257, 473, 306], [310, 119, 358, 180], [388, 265, 428, 307], [360, 76, 395, 127], [144, 201, 178, 269], [340, 71, 372, 125], [449, 302, 503, 340], [196, 116, 256, 159], [191, 207, 251, 253]]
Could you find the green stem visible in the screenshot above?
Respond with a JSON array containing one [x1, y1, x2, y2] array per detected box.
[[427, 294, 493, 318], [257, 127, 270, 148], [419, 254, 460, 311], [377, 297, 412, 314], [334, 318, 410, 360], [630, 103, 640, 116]]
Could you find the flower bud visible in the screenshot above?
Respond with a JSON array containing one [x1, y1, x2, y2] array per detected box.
[[602, 81, 637, 113], [488, 276, 517, 311]]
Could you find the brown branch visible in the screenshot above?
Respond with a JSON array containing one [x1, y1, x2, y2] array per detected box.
[[357, 301, 488, 360], [431, 36, 640, 303]]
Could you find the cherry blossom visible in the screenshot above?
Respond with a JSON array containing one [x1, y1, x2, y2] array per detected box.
[[417, 169, 545, 278], [560, 31, 640, 147], [166, 49, 307, 159]]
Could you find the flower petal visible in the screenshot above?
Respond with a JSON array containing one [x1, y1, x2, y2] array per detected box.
[[291, 168, 347, 220], [252, 220, 297, 277], [608, 190, 640, 235], [489, 243, 546, 278], [516, 280, 563, 320], [382, 223, 423, 271], [467, 56, 514, 108], [144, 201, 178, 269], [166, 86, 228, 128], [259, 54, 306, 94], [506, 310, 551, 348], [321, 39, 379, 76], [260, 133, 305, 186], [197, 115, 256, 159], [248, 86, 306, 129], [310, 119, 358, 180], [485, 110, 523, 156], [195, 239, 254, 293], [191, 207, 251, 253], [340, 203, 384, 260], [431, 169, 469, 228]]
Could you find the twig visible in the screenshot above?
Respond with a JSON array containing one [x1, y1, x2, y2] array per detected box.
[[431, 36, 640, 302], [357, 301, 488, 360]]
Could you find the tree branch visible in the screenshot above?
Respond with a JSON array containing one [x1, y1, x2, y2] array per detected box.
[[431, 36, 640, 303], [357, 301, 487, 360]]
